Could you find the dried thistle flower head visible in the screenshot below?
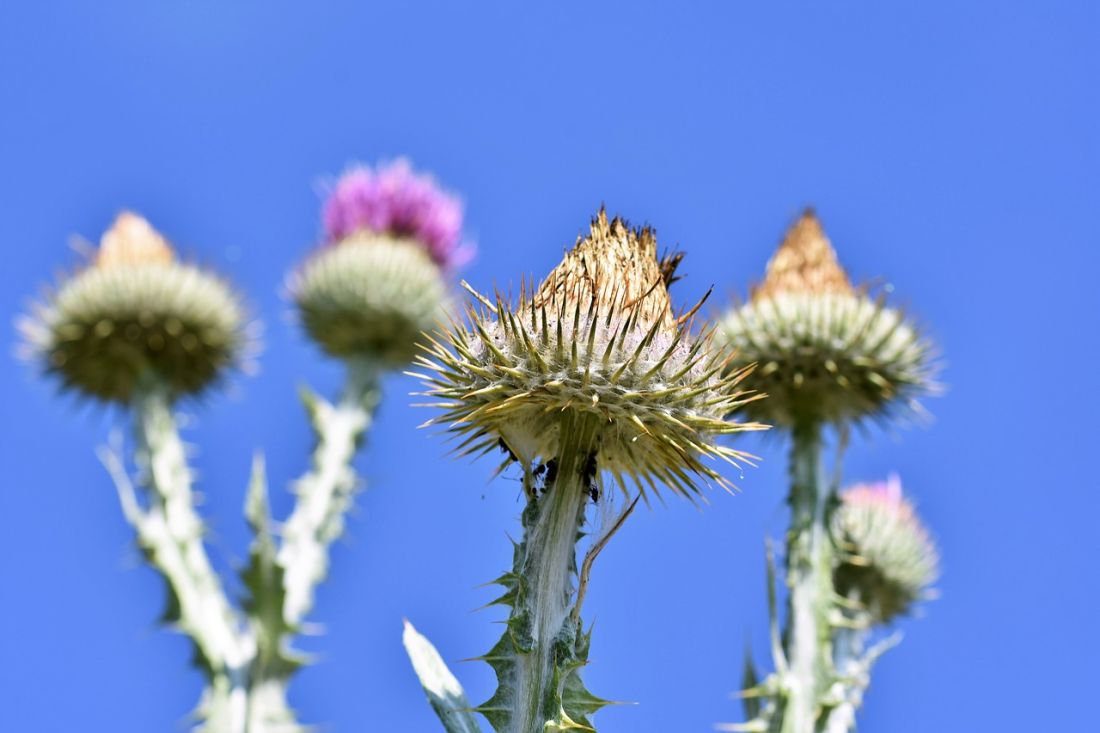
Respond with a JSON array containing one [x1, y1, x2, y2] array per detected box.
[[719, 210, 936, 427], [96, 212, 176, 268], [416, 209, 765, 500], [292, 161, 466, 366], [21, 212, 248, 403], [750, 211, 853, 300], [832, 475, 939, 623]]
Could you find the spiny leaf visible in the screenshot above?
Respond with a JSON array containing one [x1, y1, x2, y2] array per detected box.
[[240, 452, 302, 678], [403, 620, 483, 733]]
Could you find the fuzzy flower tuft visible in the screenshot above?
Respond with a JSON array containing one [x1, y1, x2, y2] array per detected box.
[[20, 212, 248, 403], [414, 209, 766, 501], [322, 160, 470, 270], [718, 210, 936, 427], [832, 475, 939, 623]]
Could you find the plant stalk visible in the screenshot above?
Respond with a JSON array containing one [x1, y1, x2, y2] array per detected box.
[[479, 410, 606, 733], [102, 362, 382, 732], [781, 420, 834, 733], [514, 411, 595, 733], [130, 381, 254, 733], [278, 357, 382, 629]]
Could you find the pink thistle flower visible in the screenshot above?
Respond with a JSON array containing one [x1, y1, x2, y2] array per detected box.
[[833, 474, 939, 622], [842, 475, 915, 521], [322, 160, 473, 269]]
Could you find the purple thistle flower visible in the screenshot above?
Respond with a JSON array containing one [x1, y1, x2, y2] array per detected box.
[[322, 160, 472, 269]]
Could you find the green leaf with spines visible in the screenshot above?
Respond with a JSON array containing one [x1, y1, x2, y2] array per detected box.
[[240, 452, 304, 680]]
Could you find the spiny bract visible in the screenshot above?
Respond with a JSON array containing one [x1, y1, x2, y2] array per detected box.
[[718, 210, 936, 427], [415, 209, 766, 500], [21, 212, 247, 403], [292, 161, 463, 366], [832, 476, 939, 623], [292, 234, 449, 365]]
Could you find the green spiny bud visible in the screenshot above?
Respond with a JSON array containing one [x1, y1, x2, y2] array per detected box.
[[832, 476, 939, 623], [291, 233, 449, 366], [21, 212, 248, 403]]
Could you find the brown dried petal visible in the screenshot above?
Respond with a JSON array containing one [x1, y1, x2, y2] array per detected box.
[[97, 212, 176, 269], [752, 209, 853, 300], [535, 208, 676, 332]]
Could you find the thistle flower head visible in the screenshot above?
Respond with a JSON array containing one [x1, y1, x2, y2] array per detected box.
[[718, 210, 936, 427], [321, 159, 470, 269], [21, 212, 248, 403], [292, 161, 467, 366], [832, 475, 939, 623], [416, 209, 765, 501]]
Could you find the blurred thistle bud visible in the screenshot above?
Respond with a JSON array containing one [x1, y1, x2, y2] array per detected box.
[[20, 212, 248, 403], [718, 210, 936, 427], [417, 208, 765, 500], [291, 160, 470, 366], [832, 475, 939, 624]]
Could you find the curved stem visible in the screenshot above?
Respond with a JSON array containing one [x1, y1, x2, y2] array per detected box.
[[102, 362, 383, 733], [241, 358, 381, 729], [129, 382, 253, 733], [278, 358, 382, 629]]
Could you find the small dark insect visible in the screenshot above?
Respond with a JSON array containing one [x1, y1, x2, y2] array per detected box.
[[543, 459, 559, 489], [497, 438, 517, 463], [582, 451, 600, 503]]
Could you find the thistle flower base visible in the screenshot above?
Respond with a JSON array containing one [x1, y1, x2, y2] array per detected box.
[[294, 235, 448, 365]]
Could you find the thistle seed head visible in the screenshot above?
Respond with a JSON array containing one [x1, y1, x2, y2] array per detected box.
[[416, 209, 766, 501], [832, 475, 939, 624], [719, 210, 936, 427], [293, 162, 465, 366], [21, 212, 248, 403]]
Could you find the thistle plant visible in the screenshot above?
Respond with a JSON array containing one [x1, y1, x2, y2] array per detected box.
[[405, 210, 766, 732], [20, 160, 466, 732], [824, 477, 938, 733], [717, 211, 938, 733]]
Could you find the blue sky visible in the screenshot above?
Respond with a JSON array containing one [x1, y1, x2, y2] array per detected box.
[[1, 2, 1097, 731]]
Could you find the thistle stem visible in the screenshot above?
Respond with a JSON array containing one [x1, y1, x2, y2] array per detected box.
[[821, 607, 899, 733], [241, 358, 381, 730], [278, 358, 382, 629], [822, 622, 864, 733], [480, 410, 601, 733], [782, 420, 834, 733], [129, 381, 253, 733], [102, 363, 382, 733], [515, 411, 596, 732]]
